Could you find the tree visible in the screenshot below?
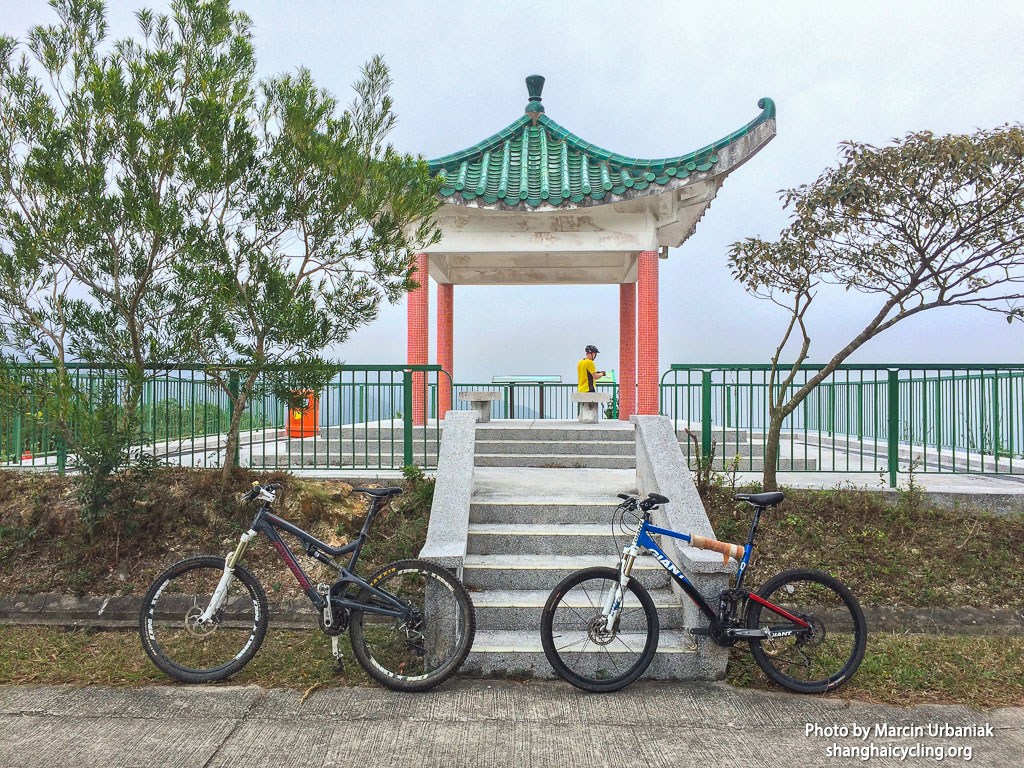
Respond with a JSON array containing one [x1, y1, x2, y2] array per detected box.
[[729, 125, 1024, 491], [2, 1, 441, 491], [175, 57, 442, 486], [1, 0, 255, 427]]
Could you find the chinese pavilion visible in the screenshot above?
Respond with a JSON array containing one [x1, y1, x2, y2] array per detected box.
[[408, 76, 776, 423]]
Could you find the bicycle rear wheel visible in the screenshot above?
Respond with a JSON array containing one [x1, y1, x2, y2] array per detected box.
[[746, 568, 867, 693], [139, 556, 269, 683], [349, 559, 476, 692], [540, 566, 659, 692]]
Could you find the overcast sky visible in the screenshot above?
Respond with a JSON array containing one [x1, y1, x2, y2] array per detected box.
[[5, 0, 1023, 382]]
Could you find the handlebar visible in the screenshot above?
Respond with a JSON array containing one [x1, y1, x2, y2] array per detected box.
[[243, 481, 282, 502], [617, 492, 670, 512]]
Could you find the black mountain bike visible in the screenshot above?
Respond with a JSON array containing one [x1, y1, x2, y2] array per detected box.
[[541, 491, 867, 693], [139, 482, 475, 692]]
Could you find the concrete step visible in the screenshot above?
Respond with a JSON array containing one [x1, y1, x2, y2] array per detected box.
[[463, 554, 670, 591], [676, 426, 750, 443], [684, 458, 818, 471], [467, 523, 622, 556], [285, 452, 438, 467], [470, 501, 620, 525], [476, 426, 635, 442], [292, 439, 442, 452], [471, 588, 685, 631], [475, 439, 635, 456], [463, 629, 697, 679], [474, 454, 635, 469], [680, 443, 765, 459], [321, 425, 441, 440]]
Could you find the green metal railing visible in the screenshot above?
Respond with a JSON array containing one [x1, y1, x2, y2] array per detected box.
[[1, 364, 450, 472], [661, 364, 1024, 485], [7, 361, 1021, 481]]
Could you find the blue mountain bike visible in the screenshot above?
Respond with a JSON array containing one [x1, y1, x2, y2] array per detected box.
[[540, 491, 867, 693]]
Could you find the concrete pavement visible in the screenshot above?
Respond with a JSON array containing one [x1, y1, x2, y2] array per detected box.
[[1, 680, 1020, 767]]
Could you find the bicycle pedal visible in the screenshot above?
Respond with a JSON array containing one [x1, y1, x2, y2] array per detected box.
[[688, 627, 713, 636]]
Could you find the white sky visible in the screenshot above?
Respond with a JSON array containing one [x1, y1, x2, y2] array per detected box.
[[4, 0, 1023, 381]]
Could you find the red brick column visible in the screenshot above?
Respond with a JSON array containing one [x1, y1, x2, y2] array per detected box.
[[437, 282, 454, 419], [619, 281, 636, 420], [637, 250, 660, 415], [407, 253, 429, 426]]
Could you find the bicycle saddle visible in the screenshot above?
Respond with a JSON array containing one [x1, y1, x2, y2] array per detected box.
[[353, 486, 404, 498], [734, 491, 785, 508]]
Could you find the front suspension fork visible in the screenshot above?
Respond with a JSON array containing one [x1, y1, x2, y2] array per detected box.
[[198, 529, 256, 623], [603, 546, 640, 632]]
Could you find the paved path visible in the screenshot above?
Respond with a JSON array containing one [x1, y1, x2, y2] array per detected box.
[[1, 680, 1021, 768]]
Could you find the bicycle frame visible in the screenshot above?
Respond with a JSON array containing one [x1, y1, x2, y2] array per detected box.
[[618, 507, 811, 641], [203, 495, 410, 624]]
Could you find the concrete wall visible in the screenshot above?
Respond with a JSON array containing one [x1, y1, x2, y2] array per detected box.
[[632, 415, 732, 679], [419, 411, 477, 576]]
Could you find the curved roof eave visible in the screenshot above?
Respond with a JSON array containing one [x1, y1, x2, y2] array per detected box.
[[426, 97, 776, 211]]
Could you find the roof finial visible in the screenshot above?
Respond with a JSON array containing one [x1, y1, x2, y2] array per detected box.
[[525, 75, 545, 124]]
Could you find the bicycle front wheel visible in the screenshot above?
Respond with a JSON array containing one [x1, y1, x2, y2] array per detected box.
[[349, 559, 476, 692], [746, 568, 867, 694], [540, 566, 659, 692], [139, 556, 269, 684]]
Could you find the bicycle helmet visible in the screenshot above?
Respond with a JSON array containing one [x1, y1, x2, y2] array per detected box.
[[585, 345, 600, 354]]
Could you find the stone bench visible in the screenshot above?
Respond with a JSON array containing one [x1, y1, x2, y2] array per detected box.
[[570, 392, 611, 423], [458, 390, 503, 423]]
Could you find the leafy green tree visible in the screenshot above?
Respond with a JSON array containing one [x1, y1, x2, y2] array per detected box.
[[175, 57, 442, 485], [0, 0, 255, 434], [729, 126, 1024, 491], [2, 1, 439, 491]]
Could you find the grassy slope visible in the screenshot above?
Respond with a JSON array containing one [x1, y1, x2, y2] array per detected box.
[[1, 469, 1022, 706]]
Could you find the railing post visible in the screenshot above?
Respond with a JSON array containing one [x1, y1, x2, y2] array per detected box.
[[507, 383, 515, 419], [13, 411, 22, 465], [538, 382, 545, 419], [992, 373, 1001, 469], [887, 368, 899, 488], [701, 369, 712, 460], [228, 370, 241, 468], [56, 433, 66, 476], [403, 369, 414, 466], [828, 382, 835, 436]]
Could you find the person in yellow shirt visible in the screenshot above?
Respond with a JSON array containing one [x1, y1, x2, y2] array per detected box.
[[577, 345, 606, 393]]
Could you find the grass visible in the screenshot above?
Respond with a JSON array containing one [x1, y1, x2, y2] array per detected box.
[[2, 626, 1023, 708], [701, 484, 1024, 608], [0, 466, 433, 596], [1, 468, 1022, 706], [726, 633, 1024, 708], [0, 626, 371, 688]]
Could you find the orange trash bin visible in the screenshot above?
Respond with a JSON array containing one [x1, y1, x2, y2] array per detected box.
[[286, 390, 320, 438]]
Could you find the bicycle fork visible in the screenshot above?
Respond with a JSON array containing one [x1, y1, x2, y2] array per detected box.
[[198, 529, 257, 623], [602, 544, 641, 632]]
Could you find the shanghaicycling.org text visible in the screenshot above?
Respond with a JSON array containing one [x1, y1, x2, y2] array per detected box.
[[804, 721, 996, 762]]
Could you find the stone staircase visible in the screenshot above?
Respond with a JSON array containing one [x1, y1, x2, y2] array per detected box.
[[474, 421, 635, 469], [463, 496, 698, 678], [283, 418, 815, 471], [677, 423, 817, 471], [460, 459, 699, 679], [286, 423, 441, 468]]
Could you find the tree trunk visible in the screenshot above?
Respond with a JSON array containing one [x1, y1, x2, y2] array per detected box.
[[762, 411, 784, 492], [220, 389, 250, 488]]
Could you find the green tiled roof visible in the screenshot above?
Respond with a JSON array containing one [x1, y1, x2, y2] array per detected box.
[[427, 77, 775, 209]]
